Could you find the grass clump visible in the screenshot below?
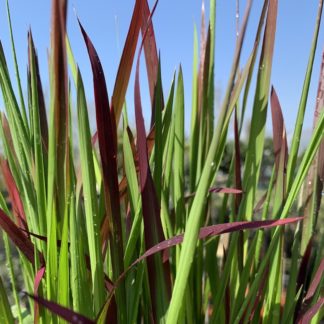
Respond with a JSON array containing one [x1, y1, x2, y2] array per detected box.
[[0, 0, 323, 323]]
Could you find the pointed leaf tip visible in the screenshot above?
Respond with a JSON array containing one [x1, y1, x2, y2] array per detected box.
[[26, 293, 95, 324]]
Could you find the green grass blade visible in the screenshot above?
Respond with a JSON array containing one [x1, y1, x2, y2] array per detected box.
[[5, 0, 28, 132], [66, 36, 78, 87], [286, 0, 324, 190], [122, 124, 147, 321], [173, 67, 185, 231], [239, 0, 277, 222], [189, 25, 199, 192], [231, 233, 258, 320], [301, 48, 324, 254], [46, 0, 69, 306], [0, 273, 14, 324], [123, 126, 142, 267], [166, 45, 255, 324], [76, 68, 105, 313], [281, 230, 301, 323], [152, 58, 163, 201], [233, 110, 324, 324], [282, 110, 324, 218], [57, 207, 70, 317], [28, 32, 47, 239], [0, 42, 31, 171], [71, 190, 92, 317], [3, 233, 23, 323]]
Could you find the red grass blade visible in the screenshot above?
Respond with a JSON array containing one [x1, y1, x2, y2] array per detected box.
[[26, 294, 95, 324], [28, 31, 48, 151], [134, 5, 163, 245], [270, 86, 288, 171], [141, 0, 159, 103], [104, 218, 303, 309], [135, 47, 169, 322], [91, 131, 98, 146], [33, 266, 46, 323], [304, 259, 324, 302], [130, 217, 303, 269], [248, 266, 269, 321], [114, 1, 161, 198], [50, 0, 69, 217], [294, 238, 314, 321], [79, 20, 124, 279], [209, 187, 242, 194], [184, 187, 242, 204], [0, 208, 38, 265], [296, 238, 313, 293], [118, 126, 159, 201], [297, 297, 324, 324], [111, 0, 142, 124], [111, 0, 161, 126], [0, 159, 27, 231], [133, 3, 171, 319], [141, 0, 162, 127]]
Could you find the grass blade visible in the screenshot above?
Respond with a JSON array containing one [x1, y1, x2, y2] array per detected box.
[[301, 45, 324, 254], [33, 266, 45, 321], [133, 217, 302, 267], [28, 31, 47, 240], [141, 0, 161, 116], [0, 274, 14, 324], [270, 86, 288, 171], [0, 208, 38, 265], [239, 0, 278, 223], [167, 42, 255, 324], [111, 0, 142, 124], [134, 28, 171, 322], [297, 297, 324, 324], [5, 0, 28, 132], [79, 23, 126, 320], [286, 0, 324, 189], [46, 0, 68, 305], [26, 294, 95, 324], [304, 259, 324, 304], [76, 67, 105, 314], [173, 67, 185, 231]]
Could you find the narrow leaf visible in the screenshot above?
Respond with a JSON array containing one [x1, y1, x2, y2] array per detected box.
[[141, 0, 160, 110], [286, 0, 324, 189], [0, 274, 14, 324], [0, 159, 27, 230], [0, 208, 37, 265], [270, 86, 288, 171], [131, 217, 302, 272], [33, 266, 46, 322], [26, 294, 95, 324], [134, 10, 171, 319], [297, 297, 324, 324], [304, 258, 324, 303], [79, 20, 125, 316], [111, 0, 142, 124]]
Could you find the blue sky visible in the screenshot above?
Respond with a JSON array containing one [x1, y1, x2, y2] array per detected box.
[[0, 1, 323, 144]]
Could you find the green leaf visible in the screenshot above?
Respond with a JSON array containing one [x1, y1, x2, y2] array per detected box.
[[76, 68, 105, 313], [173, 67, 185, 231], [0, 274, 14, 324]]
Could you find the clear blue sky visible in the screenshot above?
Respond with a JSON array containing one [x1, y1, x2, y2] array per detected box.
[[0, 1, 323, 144]]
